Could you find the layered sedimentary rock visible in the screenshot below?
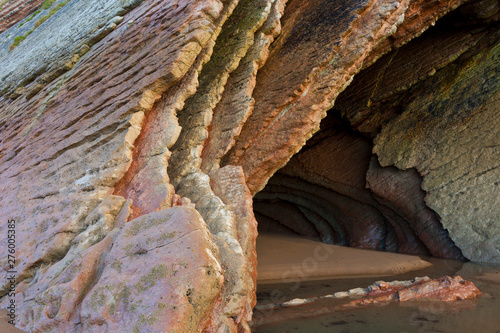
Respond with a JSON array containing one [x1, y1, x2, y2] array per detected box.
[[0, 0, 146, 99], [373, 38, 500, 263], [1, 0, 251, 330], [254, 117, 464, 258], [222, 0, 412, 194], [0, 0, 498, 331], [333, 4, 500, 262], [0, 0, 44, 33]]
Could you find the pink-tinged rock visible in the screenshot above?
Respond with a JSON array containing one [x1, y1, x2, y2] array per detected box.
[[373, 28, 500, 263], [0, 0, 44, 33], [252, 275, 481, 328], [80, 207, 223, 332], [223, 0, 411, 194], [200, 0, 287, 174], [397, 276, 481, 302], [0, 0, 226, 286], [210, 166, 259, 329]]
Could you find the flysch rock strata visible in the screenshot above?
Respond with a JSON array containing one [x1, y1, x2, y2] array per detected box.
[[331, 5, 499, 262], [0, 0, 146, 99], [166, 0, 273, 329], [363, 0, 471, 68], [200, 0, 287, 173], [373, 34, 500, 263], [1, 0, 245, 331], [335, 9, 492, 136], [0, 0, 498, 331], [223, 0, 412, 194], [0, 0, 44, 33]]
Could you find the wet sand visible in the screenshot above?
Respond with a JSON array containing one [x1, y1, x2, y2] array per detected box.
[[254, 260, 500, 332], [257, 233, 432, 283]]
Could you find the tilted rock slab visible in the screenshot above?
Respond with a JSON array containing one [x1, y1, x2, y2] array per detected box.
[[0, 0, 146, 99], [0, 0, 497, 331], [1, 0, 249, 331], [0, 0, 44, 34]]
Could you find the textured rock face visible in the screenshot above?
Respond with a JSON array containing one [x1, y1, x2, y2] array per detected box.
[[0, 0, 499, 331], [1, 0, 246, 330], [16, 207, 223, 332], [222, 0, 413, 194], [256, 275, 481, 310], [373, 39, 500, 263], [331, 5, 500, 262], [0, 0, 146, 99], [0, 0, 44, 33]]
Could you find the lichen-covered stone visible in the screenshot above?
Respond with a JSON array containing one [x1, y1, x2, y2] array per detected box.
[[0, 0, 498, 331], [373, 38, 500, 263], [0, 0, 146, 99], [80, 208, 223, 333], [0, 0, 45, 33]]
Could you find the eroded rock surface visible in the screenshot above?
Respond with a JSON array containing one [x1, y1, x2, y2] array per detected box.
[[255, 116, 464, 258], [0, 0, 147, 99], [0, 0, 44, 33], [372, 24, 500, 263], [0, 0, 498, 331], [223, 0, 412, 194], [253, 275, 482, 327]]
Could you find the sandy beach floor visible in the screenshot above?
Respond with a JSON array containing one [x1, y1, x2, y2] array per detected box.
[[257, 233, 432, 283]]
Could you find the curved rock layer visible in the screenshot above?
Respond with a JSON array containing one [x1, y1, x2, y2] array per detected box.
[[255, 0, 499, 264], [334, 3, 500, 263], [254, 116, 464, 259], [0, 0, 498, 331]]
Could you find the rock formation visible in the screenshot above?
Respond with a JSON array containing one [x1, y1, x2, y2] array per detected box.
[[0, 0, 498, 331], [253, 275, 482, 326]]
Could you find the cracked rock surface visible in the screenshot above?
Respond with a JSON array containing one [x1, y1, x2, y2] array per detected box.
[[0, 0, 498, 331]]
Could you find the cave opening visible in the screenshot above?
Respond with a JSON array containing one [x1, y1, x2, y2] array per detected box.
[[250, 0, 500, 275], [253, 111, 464, 260]]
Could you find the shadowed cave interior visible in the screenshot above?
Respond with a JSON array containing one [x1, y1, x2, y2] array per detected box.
[[253, 113, 465, 260], [252, 0, 500, 261]]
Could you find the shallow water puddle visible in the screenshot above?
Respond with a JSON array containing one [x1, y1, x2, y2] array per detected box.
[[253, 234, 500, 332]]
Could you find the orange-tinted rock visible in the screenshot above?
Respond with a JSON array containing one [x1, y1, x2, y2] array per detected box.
[[200, 0, 287, 173], [396, 276, 481, 302], [1, 0, 498, 331], [252, 275, 481, 327], [223, 0, 411, 194], [364, 0, 469, 67]]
